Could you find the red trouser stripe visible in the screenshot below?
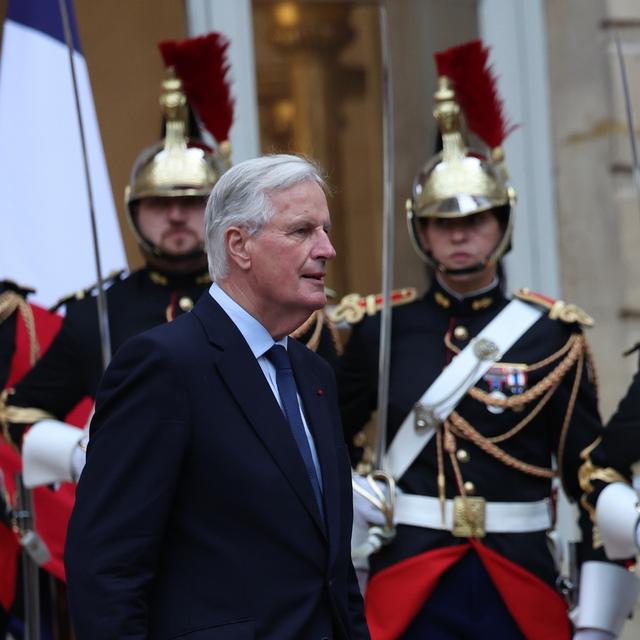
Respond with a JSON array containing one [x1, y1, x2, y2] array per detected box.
[[365, 541, 570, 640], [470, 539, 570, 640], [365, 544, 470, 639]]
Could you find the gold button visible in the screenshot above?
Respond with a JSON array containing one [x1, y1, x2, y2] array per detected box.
[[453, 326, 469, 341], [456, 449, 470, 463], [178, 296, 194, 312], [353, 431, 367, 447], [463, 481, 476, 495]]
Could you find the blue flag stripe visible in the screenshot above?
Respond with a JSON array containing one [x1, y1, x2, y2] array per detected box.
[[7, 0, 82, 53]]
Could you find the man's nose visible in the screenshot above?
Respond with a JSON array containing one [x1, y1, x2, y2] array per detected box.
[[449, 221, 469, 241], [166, 205, 188, 221], [315, 231, 336, 261]]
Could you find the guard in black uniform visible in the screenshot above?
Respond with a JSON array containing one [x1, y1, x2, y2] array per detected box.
[[0, 280, 63, 638], [580, 352, 640, 568], [4, 266, 212, 427], [336, 40, 638, 640]]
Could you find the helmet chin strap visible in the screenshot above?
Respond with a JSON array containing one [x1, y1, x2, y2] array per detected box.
[[435, 258, 492, 276], [429, 234, 504, 276]]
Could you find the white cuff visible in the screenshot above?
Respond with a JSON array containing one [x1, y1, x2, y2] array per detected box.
[[22, 420, 85, 487], [574, 561, 640, 636], [596, 482, 640, 559], [573, 630, 614, 640]]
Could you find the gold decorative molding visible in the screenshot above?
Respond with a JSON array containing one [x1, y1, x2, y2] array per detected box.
[[269, 1, 354, 52]]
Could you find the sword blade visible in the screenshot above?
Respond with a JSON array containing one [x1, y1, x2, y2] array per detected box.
[[58, 0, 112, 371], [375, 0, 395, 470]]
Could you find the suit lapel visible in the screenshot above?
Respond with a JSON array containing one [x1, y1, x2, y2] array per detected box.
[[289, 341, 340, 565], [193, 295, 327, 537]]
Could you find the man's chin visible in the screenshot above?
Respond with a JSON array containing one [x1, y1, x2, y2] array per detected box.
[[161, 243, 200, 257], [442, 259, 477, 273], [301, 291, 327, 312]]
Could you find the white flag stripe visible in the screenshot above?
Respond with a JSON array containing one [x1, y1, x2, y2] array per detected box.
[[0, 19, 126, 308]]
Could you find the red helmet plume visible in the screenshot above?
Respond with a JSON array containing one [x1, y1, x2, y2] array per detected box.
[[159, 33, 234, 145], [434, 39, 516, 149]]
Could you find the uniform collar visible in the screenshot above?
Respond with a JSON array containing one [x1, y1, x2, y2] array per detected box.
[[426, 275, 504, 316], [145, 266, 211, 289]]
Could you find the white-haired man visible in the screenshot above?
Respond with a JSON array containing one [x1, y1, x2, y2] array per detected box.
[[65, 154, 370, 640]]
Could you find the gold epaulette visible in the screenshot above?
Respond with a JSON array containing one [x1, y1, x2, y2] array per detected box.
[[514, 288, 594, 328], [49, 269, 126, 312], [328, 287, 418, 325], [0, 279, 35, 298], [289, 308, 344, 355]]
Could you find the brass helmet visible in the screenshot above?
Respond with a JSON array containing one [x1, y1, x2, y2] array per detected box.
[[125, 33, 233, 260], [406, 40, 517, 274]]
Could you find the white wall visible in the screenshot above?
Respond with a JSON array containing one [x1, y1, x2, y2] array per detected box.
[[478, 0, 560, 296]]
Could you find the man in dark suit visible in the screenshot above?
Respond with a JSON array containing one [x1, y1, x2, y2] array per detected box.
[[64, 153, 369, 640]]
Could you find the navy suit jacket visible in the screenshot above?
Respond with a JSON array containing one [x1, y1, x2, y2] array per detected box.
[[65, 293, 368, 640]]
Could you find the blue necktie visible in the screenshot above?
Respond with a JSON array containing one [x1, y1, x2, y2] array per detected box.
[[265, 344, 325, 523]]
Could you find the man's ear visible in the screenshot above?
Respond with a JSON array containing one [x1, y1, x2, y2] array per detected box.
[[225, 226, 252, 271]]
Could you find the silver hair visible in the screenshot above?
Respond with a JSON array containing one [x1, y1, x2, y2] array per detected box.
[[204, 154, 327, 281]]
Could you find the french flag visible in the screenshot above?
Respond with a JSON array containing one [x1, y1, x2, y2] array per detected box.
[[0, 0, 126, 308]]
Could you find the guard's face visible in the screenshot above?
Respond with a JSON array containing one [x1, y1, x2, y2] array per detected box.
[[136, 196, 206, 257], [419, 211, 501, 270], [418, 211, 501, 291], [246, 180, 336, 316]]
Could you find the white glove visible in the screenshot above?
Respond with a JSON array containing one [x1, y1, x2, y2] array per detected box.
[[352, 473, 391, 527], [573, 630, 615, 640], [351, 472, 397, 587], [22, 420, 86, 487]]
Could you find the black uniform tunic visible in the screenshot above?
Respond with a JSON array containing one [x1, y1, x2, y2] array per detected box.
[[5, 267, 211, 431], [592, 366, 640, 478], [338, 278, 606, 590]]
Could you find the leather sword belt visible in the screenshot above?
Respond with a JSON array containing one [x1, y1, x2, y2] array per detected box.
[[395, 493, 553, 538]]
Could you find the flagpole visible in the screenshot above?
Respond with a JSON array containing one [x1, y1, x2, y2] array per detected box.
[[58, 0, 112, 371]]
